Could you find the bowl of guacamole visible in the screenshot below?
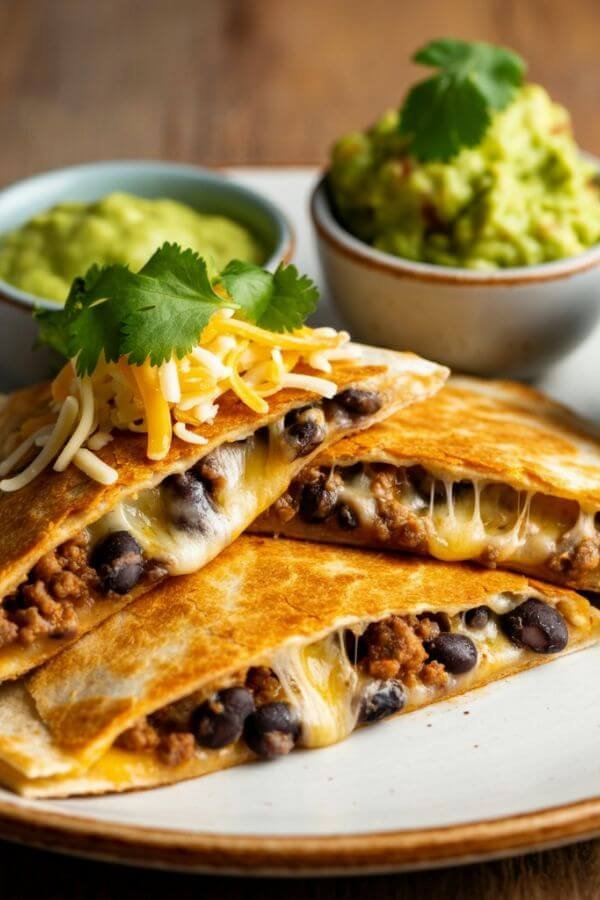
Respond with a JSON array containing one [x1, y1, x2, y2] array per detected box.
[[0, 160, 293, 386], [313, 40, 600, 377], [328, 85, 600, 269], [0, 192, 266, 304]]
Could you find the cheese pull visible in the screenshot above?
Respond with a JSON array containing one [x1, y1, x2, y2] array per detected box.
[[0, 536, 596, 798], [0, 347, 449, 683], [253, 376, 600, 592]]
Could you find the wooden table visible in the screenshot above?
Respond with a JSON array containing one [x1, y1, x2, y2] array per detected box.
[[1, 0, 599, 896]]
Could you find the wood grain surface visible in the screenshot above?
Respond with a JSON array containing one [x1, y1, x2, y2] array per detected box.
[[1, 0, 599, 896]]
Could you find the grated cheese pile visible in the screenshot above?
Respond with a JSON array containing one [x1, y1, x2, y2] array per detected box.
[[0, 310, 356, 491]]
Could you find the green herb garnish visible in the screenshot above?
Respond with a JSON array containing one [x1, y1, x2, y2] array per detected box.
[[34, 244, 319, 376], [399, 38, 526, 162]]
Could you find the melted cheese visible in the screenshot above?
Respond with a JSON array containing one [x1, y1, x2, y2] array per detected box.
[[272, 631, 359, 748], [88, 422, 294, 575], [337, 465, 596, 570]]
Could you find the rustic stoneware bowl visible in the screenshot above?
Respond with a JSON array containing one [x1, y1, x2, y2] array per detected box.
[[0, 161, 294, 389], [311, 171, 600, 379]]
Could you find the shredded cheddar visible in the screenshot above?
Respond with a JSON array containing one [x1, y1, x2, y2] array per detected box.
[[0, 312, 355, 489]]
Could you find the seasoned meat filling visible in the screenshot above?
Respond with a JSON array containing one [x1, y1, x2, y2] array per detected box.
[[274, 463, 600, 583], [359, 614, 449, 687], [114, 599, 571, 769], [547, 537, 600, 576], [0, 534, 97, 648], [0, 390, 377, 652]]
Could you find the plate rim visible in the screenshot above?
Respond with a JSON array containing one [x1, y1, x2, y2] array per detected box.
[[0, 791, 599, 874]]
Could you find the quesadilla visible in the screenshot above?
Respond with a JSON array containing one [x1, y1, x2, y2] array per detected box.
[[0, 345, 446, 682], [0, 535, 596, 798], [255, 376, 600, 591]]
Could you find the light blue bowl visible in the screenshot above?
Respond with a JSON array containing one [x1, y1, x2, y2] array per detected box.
[[0, 160, 294, 389]]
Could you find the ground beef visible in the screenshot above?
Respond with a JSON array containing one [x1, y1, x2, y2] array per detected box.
[[156, 732, 196, 767], [272, 467, 331, 524], [361, 615, 427, 682], [150, 693, 201, 733], [116, 670, 287, 767], [0, 532, 98, 649], [116, 718, 160, 752], [360, 614, 449, 688], [272, 491, 300, 523], [118, 713, 197, 767], [420, 660, 449, 688], [371, 467, 429, 550], [547, 536, 600, 576], [246, 666, 283, 704]]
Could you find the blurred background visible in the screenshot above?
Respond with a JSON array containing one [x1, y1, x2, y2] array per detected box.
[[1, 0, 598, 183]]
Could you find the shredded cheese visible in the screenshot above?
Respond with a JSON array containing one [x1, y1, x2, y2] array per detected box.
[[87, 431, 114, 452], [0, 397, 79, 492], [173, 423, 209, 445], [53, 377, 95, 472], [0, 311, 353, 489], [72, 448, 118, 485]]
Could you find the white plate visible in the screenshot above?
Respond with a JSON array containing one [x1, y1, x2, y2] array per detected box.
[[0, 167, 599, 874]]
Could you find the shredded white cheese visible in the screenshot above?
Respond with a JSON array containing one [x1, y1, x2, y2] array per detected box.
[[0, 397, 79, 492], [0, 313, 354, 490], [87, 431, 114, 452], [53, 378, 95, 473], [72, 448, 118, 485], [173, 422, 209, 445]]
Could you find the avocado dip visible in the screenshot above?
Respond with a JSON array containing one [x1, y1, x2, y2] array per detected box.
[[0, 192, 265, 302], [329, 85, 600, 269]]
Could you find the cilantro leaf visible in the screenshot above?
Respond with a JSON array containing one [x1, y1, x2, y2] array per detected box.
[[65, 265, 132, 374], [400, 38, 526, 162], [33, 306, 70, 358], [34, 245, 321, 373], [256, 264, 319, 332], [120, 245, 229, 365], [220, 260, 274, 324]]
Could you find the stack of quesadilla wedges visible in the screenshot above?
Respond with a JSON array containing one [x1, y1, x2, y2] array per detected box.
[[0, 345, 445, 681], [0, 368, 599, 797]]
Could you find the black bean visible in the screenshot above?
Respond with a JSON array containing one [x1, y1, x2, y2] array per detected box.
[[192, 687, 255, 750], [360, 679, 406, 723], [91, 531, 144, 595], [162, 471, 216, 532], [243, 702, 300, 759], [464, 606, 491, 630], [501, 598, 568, 654], [337, 503, 358, 530], [334, 389, 383, 417], [284, 407, 327, 458], [299, 482, 338, 522], [425, 633, 478, 674]]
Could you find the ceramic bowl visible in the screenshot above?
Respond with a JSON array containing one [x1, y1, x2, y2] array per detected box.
[[311, 172, 600, 379], [0, 160, 294, 389]]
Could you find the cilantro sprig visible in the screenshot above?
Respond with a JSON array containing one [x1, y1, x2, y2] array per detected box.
[[34, 244, 319, 376], [399, 38, 526, 162]]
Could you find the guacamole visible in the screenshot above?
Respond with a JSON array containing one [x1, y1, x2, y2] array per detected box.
[[0, 193, 265, 302], [329, 85, 600, 268]]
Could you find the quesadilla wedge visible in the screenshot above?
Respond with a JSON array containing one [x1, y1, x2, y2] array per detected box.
[[255, 376, 600, 591], [0, 345, 446, 682], [0, 535, 596, 798]]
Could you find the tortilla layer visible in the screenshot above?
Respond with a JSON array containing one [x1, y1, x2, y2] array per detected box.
[[0, 347, 448, 681], [252, 376, 600, 589], [0, 535, 596, 796]]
